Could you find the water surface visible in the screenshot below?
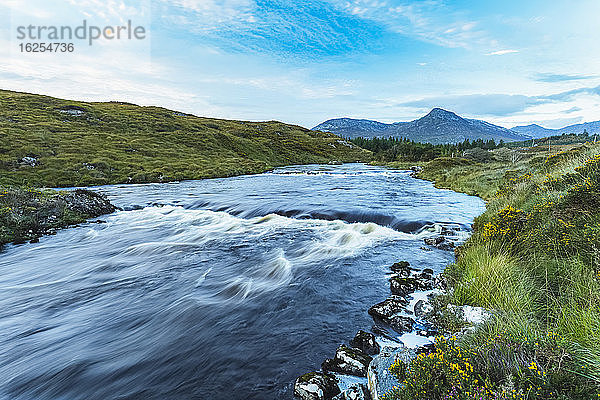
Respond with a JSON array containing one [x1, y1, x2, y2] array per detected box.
[[0, 164, 484, 399]]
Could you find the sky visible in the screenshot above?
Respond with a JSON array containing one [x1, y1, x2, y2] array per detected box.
[[0, 0, 599, 129]]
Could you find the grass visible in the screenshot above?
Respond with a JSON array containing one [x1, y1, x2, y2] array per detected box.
[[383, 142, 600, 399], [0, 89, 369, 187]]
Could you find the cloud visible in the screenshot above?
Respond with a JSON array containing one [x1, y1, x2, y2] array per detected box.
[[534, 73, 598, 82], [159, 0, 386, 57], [398, 94, 542, 116], [396, 85, 600, 117], [541, 85, 600, 101], [486, 49, 519, 56], [337, 0, 490, 49]]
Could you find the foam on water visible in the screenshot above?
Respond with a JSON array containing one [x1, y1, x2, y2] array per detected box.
[[0, 164, 485, 400]]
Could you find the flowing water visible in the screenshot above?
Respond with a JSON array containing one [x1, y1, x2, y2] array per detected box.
[[0, 164, 485, 400]]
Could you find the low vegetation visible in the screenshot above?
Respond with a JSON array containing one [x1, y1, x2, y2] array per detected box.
[[381, 143, 600, 399], [0, 186, 115, 246], [0, 90, 369, 187]]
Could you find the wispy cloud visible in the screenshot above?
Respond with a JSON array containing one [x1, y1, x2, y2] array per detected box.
[[398, 93, 542, 116], [534, 73, 598, 82], [336, 0, 490, 49], [158, 0, 386, 57], [486, 49, 519, 56], [396, 85, 600, 117]]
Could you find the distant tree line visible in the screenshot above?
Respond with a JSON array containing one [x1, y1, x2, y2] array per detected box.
[[349, 136, 502, 162]]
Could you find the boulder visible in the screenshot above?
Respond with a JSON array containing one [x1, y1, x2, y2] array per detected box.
[[389, 277, 422, 296], [350, 330, 380, 356], [333, 384, 371, 400], [322, 345, 373, 377], [424, 236, 455, 251], [387, 315, 415, 334], [389, 261, 415, 276], [414, 299, 433, 318], [368, 297, 408, 320], [424, 236, 444, 246], [63, 189, 117, 216], [367, 347, 417, 400], [294, 372, 340, 400]]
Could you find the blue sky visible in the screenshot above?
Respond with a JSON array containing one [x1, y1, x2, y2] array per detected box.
[[1, 0, 599, 129]]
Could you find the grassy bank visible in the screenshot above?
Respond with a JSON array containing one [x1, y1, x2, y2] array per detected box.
[[0, 186, 116, 246], [0, 90, 369, 187], [384, 143, 600, 399]]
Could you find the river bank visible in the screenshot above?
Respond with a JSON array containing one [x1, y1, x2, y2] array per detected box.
[[293, 143, 600, 400], [378, 143, 600, 399], [0, 186, 116, 246]]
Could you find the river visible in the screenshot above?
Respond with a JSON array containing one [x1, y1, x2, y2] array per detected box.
[[0, 164, 484, 400]]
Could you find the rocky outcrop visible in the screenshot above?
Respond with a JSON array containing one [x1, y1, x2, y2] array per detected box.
[[387, 315, 415, 334], [367, 347, 417, 400], [322, 345, 373, 377], [389, 274, 433, 296], [63, 189, 117, 216], [368, 297, 409, 320], [333, 384, 371, 400], [349, 330, 380, 356], [0, 187, 117, 246], [294, 372, 340, 400], [414, 299, 433, 318]]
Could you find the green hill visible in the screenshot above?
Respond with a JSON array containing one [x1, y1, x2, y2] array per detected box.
[[0, 90, 369, 187]]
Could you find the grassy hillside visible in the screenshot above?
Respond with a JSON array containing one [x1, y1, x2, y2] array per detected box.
[[384, 143, 600, 399], [0, 90, 369, 187]]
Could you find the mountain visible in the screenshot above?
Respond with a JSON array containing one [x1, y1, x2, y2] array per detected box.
[[512, 121, 600, 139], [314, 108, 530, 144], [0, 90, 369, 187]]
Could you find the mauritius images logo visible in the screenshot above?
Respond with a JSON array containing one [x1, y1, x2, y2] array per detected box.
[[16, 20, 146, 53]]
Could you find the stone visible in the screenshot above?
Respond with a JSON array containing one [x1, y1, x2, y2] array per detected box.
[[387, 315, 415, 334], [367, 347, 417, 400], [63, 189, 117, 216], [294, 372, 340, 400], [368, 297, 409, 320], [322, 345, 373, 377], [389, 277, 418, 296], [389, 261, 415, 276], [332, 384, 371, 400], [424, 236, 444, 246], [424, 236, 455, 251], [414, 299, 433, 318], [19, 156, 39, 167], [349, 330, 380, 356]]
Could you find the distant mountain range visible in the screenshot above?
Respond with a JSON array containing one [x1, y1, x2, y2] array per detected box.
[[313, 108, 600, 144], [313, 108, 529, 144], [511, 121, 600, 139]]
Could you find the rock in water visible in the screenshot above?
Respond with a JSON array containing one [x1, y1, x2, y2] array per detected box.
[[349, 330, 380, 356], [333, 384, 371, 400], [294, 372, 340, 400], [368, 297, 408, 320], [322, 345, 373, 377], [387, 315, 415, 334], [389, 277, 418, 296], [64, 189, 117, 216], [389, 261, 414, 276]]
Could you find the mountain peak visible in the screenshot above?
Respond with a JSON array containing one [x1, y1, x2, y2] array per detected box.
[[423, 108, 461, 120]]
